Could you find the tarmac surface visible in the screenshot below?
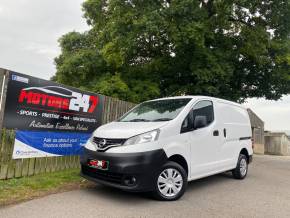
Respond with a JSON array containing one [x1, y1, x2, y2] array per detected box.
[[1, 155, 290, 218]]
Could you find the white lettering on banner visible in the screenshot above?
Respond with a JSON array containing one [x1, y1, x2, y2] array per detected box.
[[28, 120, 91, 131], [42, 113, 60, 119], [57, 138, 70, 143], [29, 120, 54, 129], [18, 110, 38, 117], [73, 117, 96, 123], [76, 124, 89, 131], [55, 123, 76, 130], [69, 92, 90, 112], [12, 75, 29, 84], [43, 143, 72, 148], [44, 138, 52, 142]]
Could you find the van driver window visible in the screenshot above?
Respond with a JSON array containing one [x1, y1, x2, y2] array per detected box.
[[192, 101, 214, 126]]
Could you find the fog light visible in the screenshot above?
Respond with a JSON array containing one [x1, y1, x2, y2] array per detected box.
[[123, 176, 137, 186]]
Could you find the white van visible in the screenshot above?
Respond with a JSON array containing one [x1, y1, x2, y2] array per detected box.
[[81, 96, 253, 201]]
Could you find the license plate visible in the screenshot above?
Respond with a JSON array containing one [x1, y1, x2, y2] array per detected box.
[[88, 159, 109, 170]]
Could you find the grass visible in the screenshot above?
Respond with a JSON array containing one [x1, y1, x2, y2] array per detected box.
[[0, 168, 91, 207]]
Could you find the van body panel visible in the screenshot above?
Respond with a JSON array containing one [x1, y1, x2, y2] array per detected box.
[[216, 100, 252, 169]]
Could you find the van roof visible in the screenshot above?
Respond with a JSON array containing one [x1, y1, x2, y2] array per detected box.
[[148, 95, 245, 109]]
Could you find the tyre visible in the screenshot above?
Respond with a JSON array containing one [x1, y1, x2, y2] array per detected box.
[[232, 154, 248, 179], [153, 161, 187, 201]]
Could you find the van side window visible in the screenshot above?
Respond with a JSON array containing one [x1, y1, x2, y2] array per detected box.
[[192, 100, 214, 127], [180, 100, 214, 133]]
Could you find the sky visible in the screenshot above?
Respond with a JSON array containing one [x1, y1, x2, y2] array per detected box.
[[0, 0, 88, 79], [0, 0, 289, 131], [243, 96, 290, 131]]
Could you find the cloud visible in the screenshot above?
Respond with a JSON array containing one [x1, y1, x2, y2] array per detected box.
[[23, 42, 59, 57], [0, 0, 88, 79]]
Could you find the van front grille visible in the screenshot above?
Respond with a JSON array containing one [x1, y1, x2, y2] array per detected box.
[[92, 137, 126, 150]]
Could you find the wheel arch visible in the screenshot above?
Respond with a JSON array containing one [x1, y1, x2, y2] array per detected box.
[[240, 148, 250, 163], [168, 154, 189, 176]]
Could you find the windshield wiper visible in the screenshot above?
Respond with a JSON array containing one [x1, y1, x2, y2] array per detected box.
[[126, 118, 150, 122], [152, 118, 172, 122]]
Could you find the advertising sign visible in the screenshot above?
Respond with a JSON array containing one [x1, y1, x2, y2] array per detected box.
[[3, 72, 104, 133], [1, 71, 104, 159], [12, 130, 90, 159]]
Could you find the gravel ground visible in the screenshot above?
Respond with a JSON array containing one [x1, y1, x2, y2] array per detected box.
[[1, 155, 290, 218]]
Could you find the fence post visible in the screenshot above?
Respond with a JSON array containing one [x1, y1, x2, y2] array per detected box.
[[0, 69, 10, 179], [0, 69, 9, 136]]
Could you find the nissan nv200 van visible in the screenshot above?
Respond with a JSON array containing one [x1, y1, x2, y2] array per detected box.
[[81, 96, 253, 201]]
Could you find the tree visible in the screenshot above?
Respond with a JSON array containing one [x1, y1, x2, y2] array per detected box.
[[54, 0, 290, 103]]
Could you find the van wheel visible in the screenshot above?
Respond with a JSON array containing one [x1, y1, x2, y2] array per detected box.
[[153, 161, 187, 201], [232, 154, 248, 179]]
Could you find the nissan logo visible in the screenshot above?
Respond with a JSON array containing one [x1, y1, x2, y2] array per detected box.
[[98, 139, 107, 148]]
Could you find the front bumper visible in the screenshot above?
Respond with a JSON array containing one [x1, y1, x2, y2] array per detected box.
[[80, 148, 168, 192]]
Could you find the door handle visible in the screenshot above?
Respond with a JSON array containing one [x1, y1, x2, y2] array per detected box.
[[223, 128, 227, 138], [213, 130, 219, 136]]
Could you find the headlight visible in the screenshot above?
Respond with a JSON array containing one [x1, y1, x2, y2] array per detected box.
[[84, 136, 97, 151], [123, 129, 160, 146]]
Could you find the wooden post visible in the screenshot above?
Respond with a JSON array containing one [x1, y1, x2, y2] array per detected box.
[[0, 69, 10, 179], [0, 69, 9, 131]]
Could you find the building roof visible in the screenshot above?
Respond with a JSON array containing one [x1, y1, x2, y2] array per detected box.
[[247, 108, 264, 128]]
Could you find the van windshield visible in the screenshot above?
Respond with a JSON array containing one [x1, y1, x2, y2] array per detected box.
[[119, 98, 192, 122]]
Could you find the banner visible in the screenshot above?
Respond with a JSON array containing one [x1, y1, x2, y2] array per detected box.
[[12, 130, 90, 159], [3, 72, 104, 133], [0, 71, 105, 159]]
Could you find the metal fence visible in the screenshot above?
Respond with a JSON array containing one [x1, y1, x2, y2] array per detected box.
[[0, 69, 135, 180]]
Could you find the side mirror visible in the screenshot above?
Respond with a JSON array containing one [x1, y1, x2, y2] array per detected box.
[[194, 115, 207, 129]]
